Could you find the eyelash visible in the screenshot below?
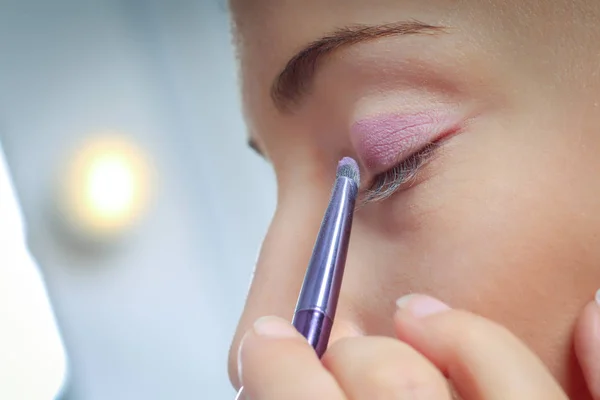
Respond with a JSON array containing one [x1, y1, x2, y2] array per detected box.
[[364, 142, 440, 203]]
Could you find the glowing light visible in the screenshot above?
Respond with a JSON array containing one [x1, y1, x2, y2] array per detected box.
[[60, 134, 151, 239], [86, 154, 136, 220]]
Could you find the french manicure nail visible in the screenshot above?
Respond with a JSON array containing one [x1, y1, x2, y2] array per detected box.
[[237, 332, 248, 387], [253, 316, 298, 338], [237, 317, 297, 390], [396, 294, 451, 318], [395, 294, 416, 308]]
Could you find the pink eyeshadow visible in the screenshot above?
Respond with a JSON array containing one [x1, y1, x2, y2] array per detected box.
[[351, 111, 458, 172]]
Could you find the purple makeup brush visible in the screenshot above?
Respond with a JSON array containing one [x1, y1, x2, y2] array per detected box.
[[291, 156, 360, 356], [236, 157, 360, 400]]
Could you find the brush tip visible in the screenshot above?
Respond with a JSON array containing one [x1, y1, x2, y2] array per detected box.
[[336, 157, 360, 187]]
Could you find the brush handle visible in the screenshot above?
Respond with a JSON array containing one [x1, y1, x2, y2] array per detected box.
[[292, 308, 333, 358]]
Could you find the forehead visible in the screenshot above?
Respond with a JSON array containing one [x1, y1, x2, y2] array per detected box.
[[228, 1, 444, 79], [231, 0, 457, 45], [227, 0, 511, 76], [229, 0, 437, 36]]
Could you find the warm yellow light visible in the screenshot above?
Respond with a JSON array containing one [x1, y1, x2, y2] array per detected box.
[[85, 153, 136, 220], [61, 134, 151, 239]]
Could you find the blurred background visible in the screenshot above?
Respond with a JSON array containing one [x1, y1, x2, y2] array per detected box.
[[0, 0, 276, 399]]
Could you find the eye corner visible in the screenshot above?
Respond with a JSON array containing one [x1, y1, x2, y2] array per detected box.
[[247, 138, 270, 162]]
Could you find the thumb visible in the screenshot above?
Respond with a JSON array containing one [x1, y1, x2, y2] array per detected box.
[[574, 290, 600, 400]]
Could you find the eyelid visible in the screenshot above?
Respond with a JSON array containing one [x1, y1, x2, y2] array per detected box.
[[361, 142, 440, 204]]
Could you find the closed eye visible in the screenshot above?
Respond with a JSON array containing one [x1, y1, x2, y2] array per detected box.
[[363, 142, 440, 203]]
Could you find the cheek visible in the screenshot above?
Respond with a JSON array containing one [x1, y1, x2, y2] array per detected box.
[[343, 126, 600, 391], [419, 164, 600, 392]]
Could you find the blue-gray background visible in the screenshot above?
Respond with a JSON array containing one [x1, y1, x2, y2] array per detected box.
[[0, 0, 275, 398]]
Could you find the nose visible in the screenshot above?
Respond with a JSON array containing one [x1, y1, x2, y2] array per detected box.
[[226, 190, 364, 389], [227, 193, 319, 388]]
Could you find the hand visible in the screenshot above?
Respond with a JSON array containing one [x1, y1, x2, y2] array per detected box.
[[237, 292, 600, 399]]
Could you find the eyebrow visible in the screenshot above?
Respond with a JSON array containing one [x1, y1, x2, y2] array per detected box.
[[271, 21, 446, 113]]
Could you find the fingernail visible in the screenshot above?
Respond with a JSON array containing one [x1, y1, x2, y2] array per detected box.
[[396, 294, 417, 308], [396, 294, 451, 318], [253, 316, 298, 338], [595, 289, 600, 306], [237, 317, 298, 388], [237, 332, 248, 387]]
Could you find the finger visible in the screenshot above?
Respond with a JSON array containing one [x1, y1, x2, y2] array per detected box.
[[574, 290, 600, 399], [394, 294, 567, 400], [322, 336, 452, 400], [239, 316, 346, 400]]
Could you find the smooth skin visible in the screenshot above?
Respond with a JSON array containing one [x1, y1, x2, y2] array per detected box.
[[228, 0, 600, 398]]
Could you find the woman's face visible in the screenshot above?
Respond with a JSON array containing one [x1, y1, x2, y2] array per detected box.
[[228, 1, 600, 397]]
